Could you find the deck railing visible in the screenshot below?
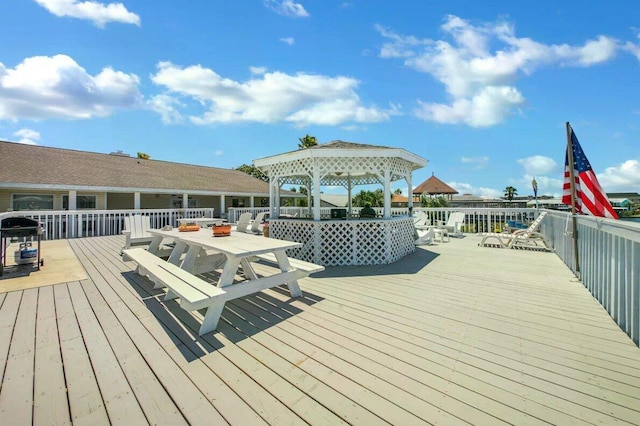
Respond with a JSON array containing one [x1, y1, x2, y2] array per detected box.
[[0, 208, 215, 240], [540, 210, 640, 345]]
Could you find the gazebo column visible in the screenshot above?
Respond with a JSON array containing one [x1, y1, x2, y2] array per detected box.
[[275, 178, 281, 217], [269, 177, 275, 218], [383, 168, 391, 219], [407, 173, 413, 216], [306, 178, 312, 217], [347, 176, 353, 217], [313, 167, 321, 220]]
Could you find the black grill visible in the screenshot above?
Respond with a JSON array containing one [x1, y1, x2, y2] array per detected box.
[[1, 216, 43, 275]]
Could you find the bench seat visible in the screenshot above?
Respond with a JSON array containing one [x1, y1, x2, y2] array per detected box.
[[253, 253, 324, 276], [123, 248, 227, 335]]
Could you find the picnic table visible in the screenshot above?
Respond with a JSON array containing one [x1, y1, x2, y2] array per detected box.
[[125, 228, 323, 335]]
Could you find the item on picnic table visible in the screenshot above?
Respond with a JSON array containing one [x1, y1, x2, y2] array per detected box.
[[212, 223, 231, 237]]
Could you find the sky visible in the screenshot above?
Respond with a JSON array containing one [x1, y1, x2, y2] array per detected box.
[[1, 0, 639, 199]]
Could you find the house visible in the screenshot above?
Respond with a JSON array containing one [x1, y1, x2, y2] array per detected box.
[[0, 141, 298, 217]]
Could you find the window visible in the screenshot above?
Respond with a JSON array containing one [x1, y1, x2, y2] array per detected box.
[[63, 195, 97, 210], [12, 194, 54, 210]]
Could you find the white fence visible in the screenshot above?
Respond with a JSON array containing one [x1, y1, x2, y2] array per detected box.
[[540, 211, 640, 345], [0, 208, 215, 240]]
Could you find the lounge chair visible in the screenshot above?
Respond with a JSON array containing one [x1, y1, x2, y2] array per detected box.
[[437, 211, 465, 236], [248, 211, 268, 234], [479, 212, 551, 250], [122, 215, 154, 250], [413, 211, 431, 229], [414, 227, 435, 245], [231, 212, 252, 233]]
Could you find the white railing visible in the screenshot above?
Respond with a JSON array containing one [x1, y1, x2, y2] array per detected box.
[[540, 210, 640, 346], [228, 206, 535, 231], [0, 208, 215, 240]]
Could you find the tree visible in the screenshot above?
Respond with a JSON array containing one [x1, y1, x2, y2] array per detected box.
[[234, 164, 268, 182], [353, 189, 384, 207], [137, 152, 150, 159], [503, 186, 518, 201], [421, 195, 449, 207], [298, 134, 318, 149]]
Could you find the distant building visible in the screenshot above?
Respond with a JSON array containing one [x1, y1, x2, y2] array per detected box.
[[412, 173, 458, 203]]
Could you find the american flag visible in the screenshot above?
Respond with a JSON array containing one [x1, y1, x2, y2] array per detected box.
[[562, 126, 618, 219]]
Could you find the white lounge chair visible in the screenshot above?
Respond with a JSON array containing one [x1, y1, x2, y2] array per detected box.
[[438, 211, 465, 236], [413, 211, 431, 229], [122, 215, 154, 250], [231, 212, 252, 233], [248, 211, 268, 234], [479, 212, 551, 250], [414, 227, 435, 245]]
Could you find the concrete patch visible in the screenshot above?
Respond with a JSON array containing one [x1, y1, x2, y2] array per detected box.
[[0, 239, 87, 293]]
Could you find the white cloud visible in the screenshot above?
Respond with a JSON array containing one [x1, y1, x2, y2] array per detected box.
[[150, 62, 397, 126], [280, 37, 295, 46], [147, 94, 184, 124], [34, 0, 140, 28], [214, 150, 223, 156], [377, 15, 624, 127], [517, 155, 558, 175], [0, 54, 142, 121], [460, 156, 489, 169], [250, 66, 267, 75], [598, 159, 640, 192], [13, 128, 41, 145], [264, 0, 309, 18], [448, 181, 501, 198]]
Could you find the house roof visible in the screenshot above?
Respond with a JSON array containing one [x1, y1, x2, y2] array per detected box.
[[413, 174, 459, 195], [0, 141, 275, 195], [391, 193, 409, 203]]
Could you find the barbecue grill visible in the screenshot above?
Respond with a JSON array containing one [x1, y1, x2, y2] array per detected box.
[[1, 216, 43, 276]]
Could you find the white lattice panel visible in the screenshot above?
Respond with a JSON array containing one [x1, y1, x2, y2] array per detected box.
[[270, 218, 415, 266]]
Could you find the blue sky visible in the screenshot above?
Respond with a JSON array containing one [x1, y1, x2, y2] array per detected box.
[[1, 0, 639, 198]]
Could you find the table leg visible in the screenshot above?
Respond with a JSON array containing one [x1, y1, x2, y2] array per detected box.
[[180, 244, 202, 272], [167, 241, 187, 265], [217, 257, 240, 288], [147, 235, 164, 254], [274, 251, 302, 297]]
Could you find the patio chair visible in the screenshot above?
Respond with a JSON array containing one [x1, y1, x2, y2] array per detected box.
[[437, 211, 465, 236], [479, 212, 551, 250], [122, 215, 154, 250], [414, 226, 435, 245], [248, 211, 268, 234], [231, 212, 252, 233], [413, 211, 431, 229]]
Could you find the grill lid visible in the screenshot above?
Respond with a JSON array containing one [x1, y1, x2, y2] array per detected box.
[[0, 216, 42, 237]]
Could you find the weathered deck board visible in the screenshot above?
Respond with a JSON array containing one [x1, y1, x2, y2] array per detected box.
[[0, 288, 37, 425], [33, 286, 71, 426], [0, 234, 639, 426]]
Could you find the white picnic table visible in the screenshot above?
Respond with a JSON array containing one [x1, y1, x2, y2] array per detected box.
[[136, 228, 321, 334], [177, 217, 225, 227]]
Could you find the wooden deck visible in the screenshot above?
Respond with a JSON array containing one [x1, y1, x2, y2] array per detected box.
[[1, 234, 639, 425]]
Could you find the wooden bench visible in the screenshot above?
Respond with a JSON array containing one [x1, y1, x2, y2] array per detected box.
[[123, 248, 227, 335], [253, 253, 324, 276], [123, 248, 324, 335]]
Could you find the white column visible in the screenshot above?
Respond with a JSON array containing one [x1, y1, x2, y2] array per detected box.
[[313, 167, 321, 220], [269, 177, 275, 218], [220, 195, 226, 218], [183, 193, 189, 212], [250, 196, 255, 208], [347, 176, 353, 216], [68, 190, 77, 210], [407, 174, 413, 215], [134, 192, 141, 210], [306, 179, 312, 217], [275, 178, 281, 217], [383, 168, 391, 219]]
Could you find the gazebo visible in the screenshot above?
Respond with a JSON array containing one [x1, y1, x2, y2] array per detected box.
[[253, 141, 427, 266]]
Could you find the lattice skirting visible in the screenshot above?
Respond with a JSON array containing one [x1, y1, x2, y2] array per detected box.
[[270, 218, 416, 266]]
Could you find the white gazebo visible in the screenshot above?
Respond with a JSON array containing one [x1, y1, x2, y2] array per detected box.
[[253, 141, 428, 266]]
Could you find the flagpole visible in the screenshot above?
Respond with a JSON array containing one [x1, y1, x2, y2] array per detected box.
[[566, 121, 581, 275]]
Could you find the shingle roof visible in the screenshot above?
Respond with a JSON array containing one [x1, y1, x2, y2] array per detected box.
[[308, 140, 393, 150], [0, 141, 271, 194], [412, 174, 459, 195]]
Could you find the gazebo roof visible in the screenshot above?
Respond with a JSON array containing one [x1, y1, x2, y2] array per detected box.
[[254, 140, 427, 187], [413, 174, 458, 195]]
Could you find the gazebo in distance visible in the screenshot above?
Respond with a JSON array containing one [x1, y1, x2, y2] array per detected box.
[[412, 173, 458, 204], [253, 141, 427, 266]]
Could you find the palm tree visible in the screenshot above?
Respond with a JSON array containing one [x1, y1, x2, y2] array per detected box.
[[298, 134, 318, 149], [504, 186, 518, 201]]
